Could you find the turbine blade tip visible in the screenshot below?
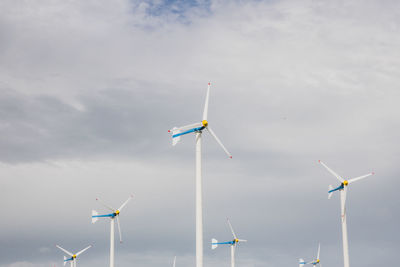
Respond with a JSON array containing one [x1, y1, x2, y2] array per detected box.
[[208, 82, 211, 85], [318, 160, 321, 163], [229, 156, 232, 159], [372, 171, 375, 175]]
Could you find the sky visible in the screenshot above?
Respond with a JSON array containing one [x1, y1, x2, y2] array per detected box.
[[0, 0, 399, 266]]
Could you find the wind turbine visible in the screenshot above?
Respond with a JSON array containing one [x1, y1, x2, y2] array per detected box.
[[211, 219, 247, 267], [319, 160, 374, 267], [299, 243, 321, 267], [55, 244, 91, 267], [91, 195, 133, 267], [168, 82, 232, 267]]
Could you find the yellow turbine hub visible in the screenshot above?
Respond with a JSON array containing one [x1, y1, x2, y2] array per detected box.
[[115, 210, 120, 215], [202, 120, 208, 127], [235, 239, 239, 243], [343, 180, 349, 186], [316, 259, 320, 263], [73, 255, 76, 259]]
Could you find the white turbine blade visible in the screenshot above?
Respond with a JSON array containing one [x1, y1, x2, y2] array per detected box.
[[76, 245, 92, 256], [318, 160, 344, 182], [96, 197, 115, 211], [207, 127, 232, 158], [56, 245, 73, 257], [348, 172, 374, 184], [227, 218, 237, 239], [173, 256, 176, 267], [116, 216, 123, 243], [169, 122, 203, 133], [211, 238, 218, 249], [91, 210, 99, 224], [238, 239, 247, 242], [317, 243, 320, 259], [202, 82, 211, 120], [118, 195, 133, 211]]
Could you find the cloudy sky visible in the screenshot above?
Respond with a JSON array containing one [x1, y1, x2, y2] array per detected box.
[[0, 0, 399, 266]]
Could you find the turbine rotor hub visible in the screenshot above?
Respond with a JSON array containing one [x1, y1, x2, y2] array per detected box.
[[234, 238, 239, 243], [343, 180, 349, 186], [202, 120, 208, 127], [73, 255, 76, 259], [115, 210, 120, 215]]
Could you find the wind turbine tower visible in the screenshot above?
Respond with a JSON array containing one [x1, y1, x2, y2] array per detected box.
[[211, 219, 247, 267], [319, 160, 373, 267], [91, 195, 133, 267], [169, 82, 232, 267]]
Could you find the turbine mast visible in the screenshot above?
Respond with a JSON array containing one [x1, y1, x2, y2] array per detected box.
[[231, 245, 235, 267], [195, 132, 203, 267], [340, 190, 350, 267], [110, 217, 115, 267]]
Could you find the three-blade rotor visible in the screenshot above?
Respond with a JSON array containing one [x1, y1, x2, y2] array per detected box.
[[168, 83, 232, 158], [91, 195, 133, 243], [211, 219, 247, 249], [56, 244, 91, 267]]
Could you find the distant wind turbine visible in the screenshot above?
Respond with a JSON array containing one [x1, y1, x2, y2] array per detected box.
[[211, 219, 247, 267], [91, 195, 133, 267], [169, 82, 232, 267], [55, 244, 91, 267], [299, 243, 321, 267], [319, 160, 374, 267]]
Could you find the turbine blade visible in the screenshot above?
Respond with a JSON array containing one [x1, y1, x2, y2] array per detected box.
[[206, 127, 232, 158], [118, 195, 133, 211], [173, 256, 176, 267], [238, 239, 247, 242], [56, 245, 73, 257], [169, 122, 203, 134], [318, 160, 344, 182], [96, 197, 115, 211], [203, 82, 211, 121], [348, 172, 374, 184], [76, 245, 92, 256], [227, 218, 237, 239], [116, 216, 123, 243], [317, 243, 320, 260]]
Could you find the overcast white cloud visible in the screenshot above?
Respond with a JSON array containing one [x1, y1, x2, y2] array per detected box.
[[0, 0, 399, 266]]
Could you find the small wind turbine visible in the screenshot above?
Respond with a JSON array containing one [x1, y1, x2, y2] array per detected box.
[[211, 219, 247, 267], [55, 244, 91, 267], [299, 243, 321, 267], [169, 82, 232, 267], [319, 160, 374, 267], [91, 195, 133, 267]]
